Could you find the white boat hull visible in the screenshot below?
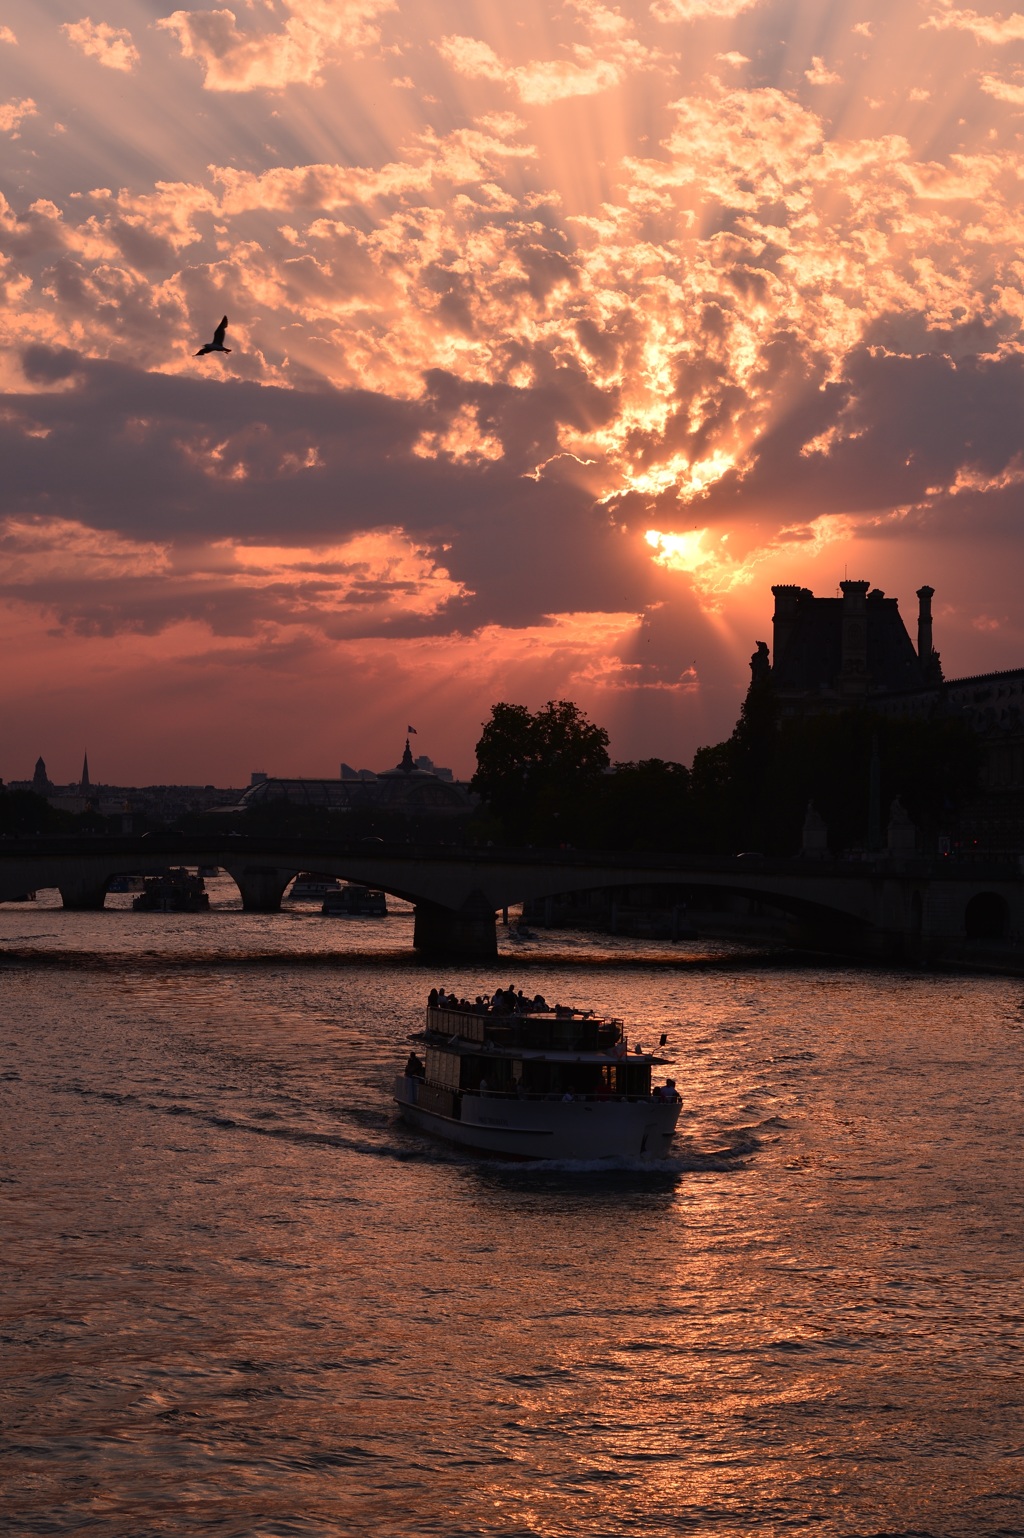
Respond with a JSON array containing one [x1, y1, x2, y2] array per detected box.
[[394, 1077, 679, 1160]]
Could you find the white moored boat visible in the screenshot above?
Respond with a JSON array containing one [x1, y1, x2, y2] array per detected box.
[[394, 996, 681, 1160], [288, 872, 342, 900]]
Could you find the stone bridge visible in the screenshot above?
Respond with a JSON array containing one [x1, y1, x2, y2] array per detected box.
[[0, 835, 1022, 963]]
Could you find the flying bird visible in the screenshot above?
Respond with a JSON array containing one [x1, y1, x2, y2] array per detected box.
[[195, 316, 230, 356]]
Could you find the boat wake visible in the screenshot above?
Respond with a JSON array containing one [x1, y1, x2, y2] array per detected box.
[[50, 1079, 754, 1175], [52, 1080, 454, 1164]]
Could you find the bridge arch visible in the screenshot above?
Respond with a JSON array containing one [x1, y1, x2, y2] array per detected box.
[[964, 891, 1010, 941], [910, 891, 923, 934], [516, 870, 875, 942]]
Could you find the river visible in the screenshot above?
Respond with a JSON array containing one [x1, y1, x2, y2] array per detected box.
[[1, 881, 1022, 1536]]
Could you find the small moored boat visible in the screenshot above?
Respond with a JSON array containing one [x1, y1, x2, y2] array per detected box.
[[395, 997, 680, 1160], [322, 884, 387, 916], [288, 872, 342, 900], [132, 869, 210, 913]]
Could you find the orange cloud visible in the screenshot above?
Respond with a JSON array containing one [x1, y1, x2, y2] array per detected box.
[[923, 3, 1024, 43], [651, 0, 761, 18], [0, 517, 168, 583], [644, 515, 864, 606], [979, 73, 1024, 104], [0, 517, 468, 639], [437, 33, 650, 104], [62, 19, 140, 71], [158, 0, 395, 91], [805, 56, 841, 86], [0, 97, 36, 134]]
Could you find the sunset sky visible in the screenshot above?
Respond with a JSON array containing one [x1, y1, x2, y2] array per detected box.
[[3, 0, 1024, 786]]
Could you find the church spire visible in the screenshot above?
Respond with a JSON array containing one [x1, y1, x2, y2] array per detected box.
[[80, 752, 90, 792]]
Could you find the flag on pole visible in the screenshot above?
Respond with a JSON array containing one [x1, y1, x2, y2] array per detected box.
[[407, 725, 418, 734]]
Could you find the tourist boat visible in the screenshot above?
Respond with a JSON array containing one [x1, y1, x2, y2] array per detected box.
[[394, 1001, 681, 1159], [288, 872, 342, 900], [321, 884, 388, 916], [132, 869, 210, 913]]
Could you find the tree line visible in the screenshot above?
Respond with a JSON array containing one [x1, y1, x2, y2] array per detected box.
[[1, 682, 981, 854], [470, 689, 982, 856]]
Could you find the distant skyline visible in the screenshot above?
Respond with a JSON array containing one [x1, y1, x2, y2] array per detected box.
[[12, 742, 451, 788], [3, 0, 1024, 784]]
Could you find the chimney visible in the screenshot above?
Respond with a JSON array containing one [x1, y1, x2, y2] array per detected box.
[[839, 579, 870, 696], [771, 584, 803, 675], [916, 585, 935, 662]]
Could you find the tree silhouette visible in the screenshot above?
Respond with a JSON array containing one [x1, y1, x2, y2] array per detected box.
[[472, 700, 610, 843]]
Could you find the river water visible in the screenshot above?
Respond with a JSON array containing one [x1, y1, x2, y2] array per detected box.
[[2, 882, 1022, 1537]]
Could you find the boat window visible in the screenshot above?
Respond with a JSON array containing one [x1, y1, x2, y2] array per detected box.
[[620, 1064, 651, 1096], [425, 1048, 460, 1091], [460, 1055, 514, 1091]]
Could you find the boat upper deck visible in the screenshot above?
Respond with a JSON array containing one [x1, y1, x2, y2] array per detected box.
[[423, 1005, 665, 1063]]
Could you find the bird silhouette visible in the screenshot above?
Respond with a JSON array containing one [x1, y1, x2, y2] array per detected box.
[[195, 316, 230, 356]]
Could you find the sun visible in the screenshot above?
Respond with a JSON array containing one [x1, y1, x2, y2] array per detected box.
[[645, 527, 717, 574]]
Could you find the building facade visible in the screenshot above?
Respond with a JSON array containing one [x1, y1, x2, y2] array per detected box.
[[760, 580, 943, 715], [238, 739, 471, 822], [754, 580, 1024, 855]]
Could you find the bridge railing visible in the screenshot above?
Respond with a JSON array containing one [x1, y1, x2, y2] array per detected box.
[[1, 833, 1022, 882]]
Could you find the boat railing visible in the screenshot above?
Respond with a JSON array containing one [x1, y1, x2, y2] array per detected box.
[[470, 1088, 678, 1105], [425, 1007, 625, 1052]]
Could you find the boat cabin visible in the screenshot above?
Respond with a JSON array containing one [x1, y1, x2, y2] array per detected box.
[[421, 1006, 657, 1101], [321, 884, 388, 916]]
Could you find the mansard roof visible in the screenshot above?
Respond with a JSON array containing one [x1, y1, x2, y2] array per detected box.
[[771, 586, 932, 697]]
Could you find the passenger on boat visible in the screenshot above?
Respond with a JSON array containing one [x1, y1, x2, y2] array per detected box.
[[657, 1079, 680, 1101], [405, 1052, 425, 1077], [428, 988, 439, 1008], [561, 1086, 575, 1102]]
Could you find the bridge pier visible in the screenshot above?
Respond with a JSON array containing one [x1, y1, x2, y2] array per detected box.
[[59, 877, 108, 911], [413, 891, 497, 960], [224, 865, 293, 913]]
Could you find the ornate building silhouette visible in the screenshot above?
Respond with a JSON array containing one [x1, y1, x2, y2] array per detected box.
[[752, 580, 1024, 855], [758, 581, 942, 714]]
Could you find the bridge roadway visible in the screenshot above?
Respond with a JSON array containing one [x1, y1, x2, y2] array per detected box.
[[0, 834, 1022, 962]]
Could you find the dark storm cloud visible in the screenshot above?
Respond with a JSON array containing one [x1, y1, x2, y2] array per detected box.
[[0, 347, 658, 638]]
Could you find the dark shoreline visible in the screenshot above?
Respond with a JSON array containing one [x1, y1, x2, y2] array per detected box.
[[2, 943, 1021, 977]]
